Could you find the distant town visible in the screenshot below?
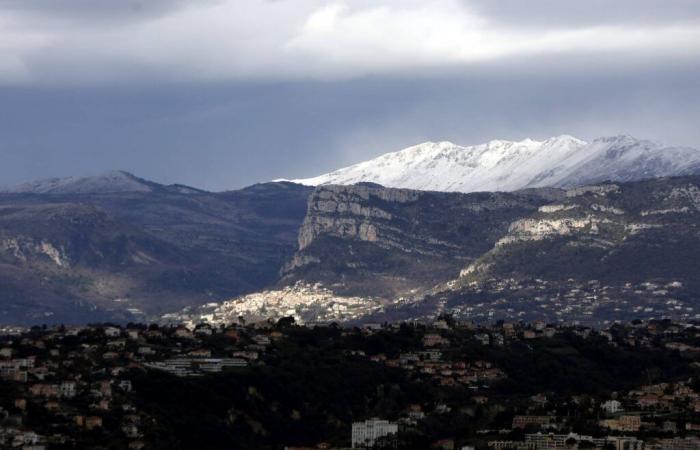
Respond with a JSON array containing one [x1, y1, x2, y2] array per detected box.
[[3, 317, 700, 449], [164, 277, 697, 330]]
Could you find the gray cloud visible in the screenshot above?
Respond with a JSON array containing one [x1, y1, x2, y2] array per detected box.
[[465, 0, 700, 27], [1, 63, 698, 190], [0, 0, 698, 84], [0, 0, 194, 22], [0, 1, 697, 190]]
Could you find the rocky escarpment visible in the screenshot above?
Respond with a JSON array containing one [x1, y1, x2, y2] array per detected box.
[[369, 175, 700, 326], [281, 183, 555, 298], [294, 184, 461, 260], [297, 184, 415, 251], [456, 176, 700, 283]]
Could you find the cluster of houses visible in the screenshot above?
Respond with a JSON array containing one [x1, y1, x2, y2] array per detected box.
[[443, 277, 693, 326], [489, 434, 700, 449], [166, 282, 384, 326], [2, 317, 700, 448], [489, 432, 645, 450], [483, 378, 700, 449], [369, 335, 506, 388], [342, 319, 700, 450], [0, 321, 276, 449]]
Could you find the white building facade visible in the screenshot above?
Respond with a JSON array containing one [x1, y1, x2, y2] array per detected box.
[[351, 419, 398, 448], [601, 400, 623, 414]]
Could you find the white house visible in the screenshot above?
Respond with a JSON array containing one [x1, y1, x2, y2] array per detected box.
[[601, 399, 623, 414], [351, 419, 398, 448], [104, 327, 121, 338], [59, 382, 77, 399]]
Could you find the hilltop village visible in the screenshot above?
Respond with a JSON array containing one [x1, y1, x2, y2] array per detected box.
[[2, 318, 700, 449], [166, 277, 698, 329]]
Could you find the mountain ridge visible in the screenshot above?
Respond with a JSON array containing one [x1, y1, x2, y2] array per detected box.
[[183, 175, 700, 327], [288, 135, 700, 193], [1, 170, 159, 195], [4, 136, 700, 326], [0, 170, 212, 196]]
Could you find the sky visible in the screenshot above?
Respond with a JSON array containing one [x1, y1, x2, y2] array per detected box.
[[0, 0, 699, 191]]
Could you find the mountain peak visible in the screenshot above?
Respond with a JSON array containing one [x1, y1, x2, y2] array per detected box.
[[396, 140, 461, 155], [289, 135, 700, 193]]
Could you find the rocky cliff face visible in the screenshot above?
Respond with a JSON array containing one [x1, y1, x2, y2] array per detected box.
[[450, 175, 700, 293], [273, 176, 700, 326], [296, 184, 411, 251], [281, 183, 554, 299], [294, 184, 461, 258], [356, 175, 700, 326]]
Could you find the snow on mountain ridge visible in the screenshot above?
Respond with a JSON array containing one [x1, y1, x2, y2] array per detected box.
[[289, 135, 700, 193], [2, 170, 157, 195]]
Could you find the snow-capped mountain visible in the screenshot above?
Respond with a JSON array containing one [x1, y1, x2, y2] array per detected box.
[[289, 135, 700, 193], [1, 170, 158, 195]]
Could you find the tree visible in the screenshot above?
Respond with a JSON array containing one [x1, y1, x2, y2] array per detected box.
[[276, 316, 296, 328]]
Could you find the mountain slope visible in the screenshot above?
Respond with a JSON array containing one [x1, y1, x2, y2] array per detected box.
[[204, 176, 700, 326], [0, 179, 313, 325], [1, 170, 162, 195], [402, 176, 700, 325], [279, 183, 556, 299], [457, 177, 700, 285], [290, 135, 700, 193], [0, 201, 184, 324]]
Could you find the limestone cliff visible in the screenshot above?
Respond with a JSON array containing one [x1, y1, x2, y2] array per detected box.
[[282, 183, 553, 298], [456, 176, 700, 285]]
